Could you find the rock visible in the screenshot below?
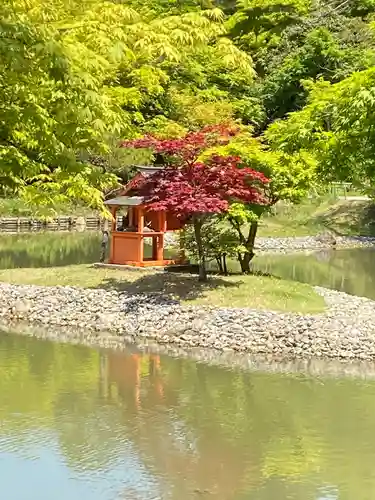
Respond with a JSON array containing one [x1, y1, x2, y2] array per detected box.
[[12, 299, 31, 315], [255, 235, 375, 254], [315, 231, 337, 244], [1, 247, 375, 361]]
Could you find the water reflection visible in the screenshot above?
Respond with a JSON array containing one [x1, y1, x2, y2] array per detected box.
[[0, 232, 101, 269], [253, 248, 375, 300], [0, 232, 176, 269], [4, 231, 375, 303], [2, 333, 375, 499]]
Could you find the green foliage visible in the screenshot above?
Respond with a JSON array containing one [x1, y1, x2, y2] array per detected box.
[[182, 217, 239, 272], [228, 0, 310, 59], [2, 0, 253, 213], [204, 131, 317, 207], [266, 68, 375, 190], [228, 0, 375, 131], [0, 10, 124, 214], [4, 0, 375, 214], [201, 131, 317, 271], [0, 197, 98, 217], [260, 27, 375, 122]]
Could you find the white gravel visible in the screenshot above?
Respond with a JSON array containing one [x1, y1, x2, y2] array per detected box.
[[1, 282, 375, 360]]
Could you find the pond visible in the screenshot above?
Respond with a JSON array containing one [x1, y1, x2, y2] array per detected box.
[[253, 247, 375, 301], [1, 231, 375, 301], [0, 232, 178, 269], [1, 332, 375, 500], [2, 233, 375, 498], [0, 232, 102, 268]]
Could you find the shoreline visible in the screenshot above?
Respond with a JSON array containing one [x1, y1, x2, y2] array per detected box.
[[1, 278, 375, 361], [2, 318, 375, 381], [255, 235, 375, 253], [1, 235, 375, 364]]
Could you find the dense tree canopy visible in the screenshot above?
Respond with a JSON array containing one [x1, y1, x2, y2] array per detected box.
[[1, 0, 251, 212], [2, 0, 375, 211], [266, 69, 375, 190]]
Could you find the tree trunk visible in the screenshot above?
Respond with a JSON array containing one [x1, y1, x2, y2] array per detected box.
[[239, 252, 253, 273], [239, 221, 258, 273], [193, 217, 207, 281], [223, 253, 228, 276], [215, 256, 224, 274]]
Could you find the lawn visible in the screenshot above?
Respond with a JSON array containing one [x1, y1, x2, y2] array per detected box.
[[2, 194, 368, 316], [258, 198, 375, 238], [0, 198, 98, 217], [0, 264, 326, 314]]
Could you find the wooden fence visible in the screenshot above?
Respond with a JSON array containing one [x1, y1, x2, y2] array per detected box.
[[328, 182, 355, 198], [0, 216, 106, 233], [0, 184, 360, 233]]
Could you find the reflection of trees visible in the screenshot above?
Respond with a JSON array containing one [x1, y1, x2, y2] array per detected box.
[[2, 334, 375, 499], [105, 353, 257, 499], [104, 357, 293, 497], [0, 335, 130, 473], [0, 232, 170, 269], [0, 232, 101, 268], [106, 352, 375, 500], [254, 248, 375, 300], [315, 249, 332, 262]]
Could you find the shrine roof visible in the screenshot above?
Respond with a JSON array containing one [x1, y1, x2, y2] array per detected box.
[[104, 196, 144, 206], [136, 165, 164, 175], [104, 165, 163, 203]]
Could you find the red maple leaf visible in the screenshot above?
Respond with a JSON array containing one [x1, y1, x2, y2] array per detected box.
[[121, 125, 270, 280], [121, 124, 241, 165], [133, 155, 269, 219]]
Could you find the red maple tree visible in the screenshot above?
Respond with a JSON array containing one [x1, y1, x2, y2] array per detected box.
[[122, 126, 270, 280], [121, 124, 240, 165]]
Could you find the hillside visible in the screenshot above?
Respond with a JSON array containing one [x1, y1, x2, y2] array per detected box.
[[258, 199, 375, 238]]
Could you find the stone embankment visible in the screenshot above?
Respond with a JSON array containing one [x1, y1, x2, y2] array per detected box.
[[165, 234, 375, 254], [1, 282, 375, 360], [255, 235, 375, 252]]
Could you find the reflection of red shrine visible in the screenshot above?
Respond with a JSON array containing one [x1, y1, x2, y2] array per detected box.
[[106, 352, 164, 409], [104, 166, 184, 267]]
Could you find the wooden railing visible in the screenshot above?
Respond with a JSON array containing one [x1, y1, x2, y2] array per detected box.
[[0, 216, 106, 233]]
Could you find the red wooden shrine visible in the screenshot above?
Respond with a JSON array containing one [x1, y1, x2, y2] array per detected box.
[[104, 166, 184, 267]]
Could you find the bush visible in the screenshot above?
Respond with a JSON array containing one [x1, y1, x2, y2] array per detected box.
[[182, 217, 238, 274]]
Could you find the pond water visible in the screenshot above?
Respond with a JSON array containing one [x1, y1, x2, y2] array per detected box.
[[0, 232, 178, 269], [253, 247, 375, 301], [1, 332, 375, 500], [0, 232, 102, 268], [2, 233, 375, 498], [1, 231, 375, 301]]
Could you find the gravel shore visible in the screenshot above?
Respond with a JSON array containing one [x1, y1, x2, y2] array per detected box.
[[1, 236, 374, 361], [255, 235, 375, 252], [165, 234, 375, 255], [1, 281, 375, 360]]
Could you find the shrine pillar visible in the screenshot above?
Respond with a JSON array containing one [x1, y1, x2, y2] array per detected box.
[[152, 234, 164, 261], [158, 211, 167, 232], [109, 206, 117, 264], [136, 207, 144, 233]]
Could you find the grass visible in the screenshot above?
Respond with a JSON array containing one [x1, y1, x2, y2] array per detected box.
[[0, 198, 98, 217], [0, 264, 326, 314], [258, 198, 375, 238], [2, 193, 370, 315], [2, 194, 373, 238]]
